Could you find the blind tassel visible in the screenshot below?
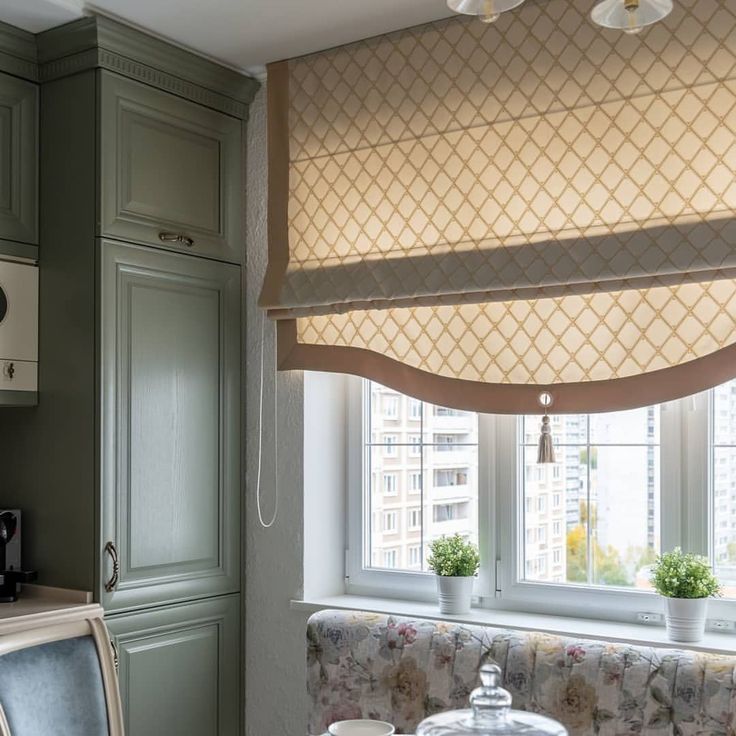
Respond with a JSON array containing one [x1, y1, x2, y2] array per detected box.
[[537, 414, 555, 464]]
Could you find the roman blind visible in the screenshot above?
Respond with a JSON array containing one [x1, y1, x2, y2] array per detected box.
[[261, 0, 736, 413]]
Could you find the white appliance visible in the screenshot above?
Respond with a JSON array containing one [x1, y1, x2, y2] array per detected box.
[[0, 261, 38, 394]]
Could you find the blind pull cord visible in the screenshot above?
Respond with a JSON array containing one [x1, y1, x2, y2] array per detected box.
[[256, 311, 279, 529]]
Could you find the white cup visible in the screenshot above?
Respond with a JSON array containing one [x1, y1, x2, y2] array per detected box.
[[328, 720, 395, 736]]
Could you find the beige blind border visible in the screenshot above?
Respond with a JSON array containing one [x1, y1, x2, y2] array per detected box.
[[262, 60, 290, 310], [277, 319, 736, 414], [265, 55, 736, 414]]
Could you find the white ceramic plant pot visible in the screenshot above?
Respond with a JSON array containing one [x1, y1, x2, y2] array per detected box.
[[437, 575, 473, 615], [664, 597, 708, 643]]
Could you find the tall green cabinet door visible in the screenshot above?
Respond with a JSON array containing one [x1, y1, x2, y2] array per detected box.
[[100, 240, 240, 611], [99, 71, 242, 264], [106, 594, 240, 736], [0, 71, 37, 246]]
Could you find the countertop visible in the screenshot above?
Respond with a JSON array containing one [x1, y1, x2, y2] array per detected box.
[[0, 584, 99, 634]]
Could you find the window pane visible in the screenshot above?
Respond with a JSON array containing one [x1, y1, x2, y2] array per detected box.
[[365, 381, 478, 573], [590, 407, 660, 444], [425, 445, 478, 555], [521, 407, 660, 589], [714, 381, 736, 446], [522, 446, 580, 585], [712, 379, 736, 597], [591, 446, 660, 587], [369, 385, 407, 439]]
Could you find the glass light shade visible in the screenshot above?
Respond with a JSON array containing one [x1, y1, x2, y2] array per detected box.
[[591, 0, 673, 33], [447, 0, 526, 23]]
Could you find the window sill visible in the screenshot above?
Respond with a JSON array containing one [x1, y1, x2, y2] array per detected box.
[[291, 594, 736, 655]]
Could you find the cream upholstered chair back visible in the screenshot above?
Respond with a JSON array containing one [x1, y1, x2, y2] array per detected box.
[[0, 615, 123, 736]]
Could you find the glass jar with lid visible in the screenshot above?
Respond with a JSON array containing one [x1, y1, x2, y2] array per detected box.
[[416, 664, 567, 736]]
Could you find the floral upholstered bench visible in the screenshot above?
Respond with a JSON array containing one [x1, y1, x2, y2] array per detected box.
[[306, 610, 736, 735]]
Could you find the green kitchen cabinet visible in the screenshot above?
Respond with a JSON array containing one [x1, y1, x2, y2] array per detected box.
[[107, 594, 240, 736], [100, 72, 242, 264], [0, 15, 254, 735], [0, 70, 37, 248], [0, 15, 256, 621], [100, 240, 241, 612]]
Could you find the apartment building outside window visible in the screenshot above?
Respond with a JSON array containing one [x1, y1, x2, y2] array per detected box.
[[712, 381, 736, 597]]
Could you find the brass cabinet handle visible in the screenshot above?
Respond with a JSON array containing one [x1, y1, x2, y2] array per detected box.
[[110, 638, 119, 673], [158, 232, 194, 247], [104, 541, 119, 593]]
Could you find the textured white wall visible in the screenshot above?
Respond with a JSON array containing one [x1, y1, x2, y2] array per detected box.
[[245, 83, 311, 736], [304, 371, 348, 600]]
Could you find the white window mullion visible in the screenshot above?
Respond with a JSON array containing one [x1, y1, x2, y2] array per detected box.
[[476, 413, 495, 600], [346, 374, 366, 579], [494, 414, 519, 597], [682, 391, 710, 557], [659, 399, 684, 554]]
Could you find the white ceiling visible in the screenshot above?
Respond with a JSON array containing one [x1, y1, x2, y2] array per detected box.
[[0, 0, 84, 34], [1, 0, 454, 75]]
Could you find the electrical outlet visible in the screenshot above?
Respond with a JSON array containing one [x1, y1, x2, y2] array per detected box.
[[708, 619, 736, 632], [636, 612, 663, 625]]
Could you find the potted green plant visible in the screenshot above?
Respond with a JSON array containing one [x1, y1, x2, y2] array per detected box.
[[650, 547, 721, 643], [428, 534, 480, 615]]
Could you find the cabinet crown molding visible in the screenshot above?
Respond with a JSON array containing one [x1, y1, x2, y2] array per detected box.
[[37, 15, 259, 119], [0, 21, 38, 82]]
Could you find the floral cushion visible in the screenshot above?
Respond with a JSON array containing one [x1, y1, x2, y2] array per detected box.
[[306, 610, 736, 735]]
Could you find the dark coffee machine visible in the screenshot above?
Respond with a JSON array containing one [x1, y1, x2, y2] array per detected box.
[[0, 510, 36, 602]]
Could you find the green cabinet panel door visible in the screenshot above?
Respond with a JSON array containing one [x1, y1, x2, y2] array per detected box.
[[100, 239, 240, 611], [100, 71, 242, 263], [106, 594, 240, 736], [0, 71, 37, 245]]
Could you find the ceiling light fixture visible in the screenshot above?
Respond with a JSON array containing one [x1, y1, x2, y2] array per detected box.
[[446, 0, 672, 31], [590, 0, 673, 34], [447, 0, 525, 25]]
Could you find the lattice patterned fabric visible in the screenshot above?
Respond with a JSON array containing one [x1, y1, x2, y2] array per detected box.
[[307, 610, 736, 736], [297, 279, 736, 385], [264, 0, 736, 412]]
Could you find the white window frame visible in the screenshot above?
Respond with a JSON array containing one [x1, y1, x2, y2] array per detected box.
[[408, 470, 422, 494], [382, 472, 398, 496], [383, 395, 400, 419], [383, 510, 398, 534], [409, 399, 422, 420], [492, 407, 683, 620], [347, 377, 736, 622], [383, 549, 398, 568], [383, 435, 398, 457], [408, 434, 421, 457], [347, 376, 492, 600]]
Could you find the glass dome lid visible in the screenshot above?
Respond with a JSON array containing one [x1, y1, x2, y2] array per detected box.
[[416, 664, 568, 736]]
